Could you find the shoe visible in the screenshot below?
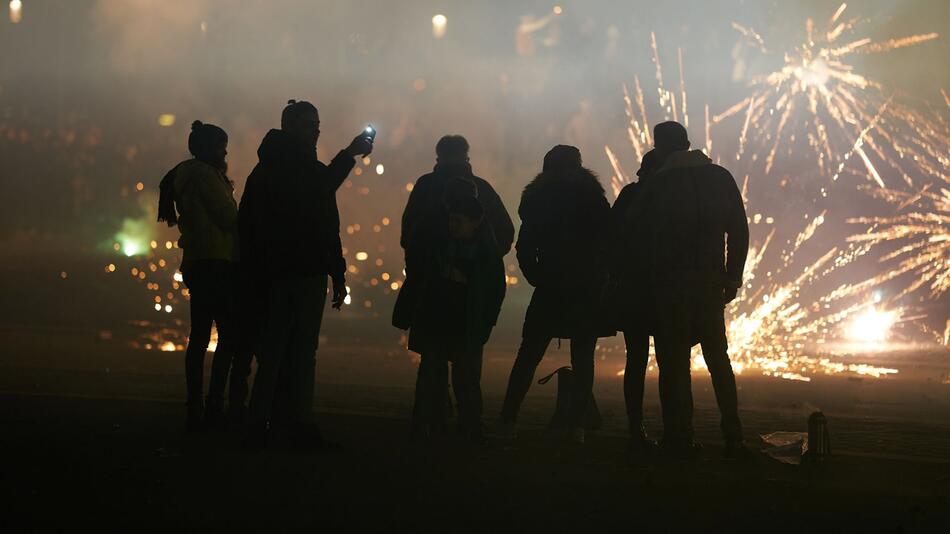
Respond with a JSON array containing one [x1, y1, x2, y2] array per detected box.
[[490, 419, 517, 440], [460, 421, 486, 445], [570, 427, 586, 445], [203, 403, 228, 431], [227, 405, 248, 428], [724, 440, 753, 460], [628, 423, 657, 456], [291, 423, 340, 451], [243, 422, 268, 452], [628, 436, 658, 457], [184, 402, 204, 433], [660, 439, 702, 459]]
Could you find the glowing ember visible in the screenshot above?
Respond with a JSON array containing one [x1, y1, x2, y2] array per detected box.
[[846, 306, 898, 344]]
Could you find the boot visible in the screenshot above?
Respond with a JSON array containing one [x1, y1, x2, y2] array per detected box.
[[185, 401, 204, 433]]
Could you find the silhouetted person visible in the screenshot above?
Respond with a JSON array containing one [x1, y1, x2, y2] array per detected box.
[[242, 100, 373, 450], [402, 135, 514, 259], [497, 145, 612, 444], [609, 148, 662, 453], [400, 135, 513, 430], [395, 195, 506, 443], [157, 120, 239, 432], [633, 121, 749, 457]]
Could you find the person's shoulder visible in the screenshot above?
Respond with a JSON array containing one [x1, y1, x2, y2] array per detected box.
[[177, 159, 220, 185], [412, 172, 439, 191], [707, 164, 739, 186], [471, 174, 499, 194]]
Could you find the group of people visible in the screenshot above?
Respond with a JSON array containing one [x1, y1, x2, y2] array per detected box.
[[159, 99, 749, 457]]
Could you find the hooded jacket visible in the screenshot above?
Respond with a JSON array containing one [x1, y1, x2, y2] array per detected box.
[[517, 166, 612, 338], [239, 129, 355, 281], [633, 149, 749, 289], [172, 158, 239, 264], [401, 162, 514, 259]]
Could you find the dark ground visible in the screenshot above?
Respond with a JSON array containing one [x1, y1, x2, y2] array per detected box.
[[2, 326, 950, 533]]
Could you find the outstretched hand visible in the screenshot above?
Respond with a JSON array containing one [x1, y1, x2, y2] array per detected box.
[[346, 135, 373, 158], [331, 278, 348, 310]]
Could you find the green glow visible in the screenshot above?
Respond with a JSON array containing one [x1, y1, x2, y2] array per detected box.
[[114, 217, 153, 258]]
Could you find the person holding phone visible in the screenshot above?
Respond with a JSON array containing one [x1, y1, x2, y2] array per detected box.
[[241, 99, 373, 450]]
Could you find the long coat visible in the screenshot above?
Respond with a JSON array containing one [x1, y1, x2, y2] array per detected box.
[[394, 234, 506, 356], [516, 166, 613, 339]]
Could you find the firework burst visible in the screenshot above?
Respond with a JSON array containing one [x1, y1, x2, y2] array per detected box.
[[848, 180, 950, 299], [605, 32, 906, 381], [717, 3, 942, 188]]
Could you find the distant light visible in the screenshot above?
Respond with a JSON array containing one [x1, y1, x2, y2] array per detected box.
[[158, 114, 176, 127], [173, 272, 184, 282], [200, 21, 208, 33], [9, 0, 22, 24], [164, 304, 173, 313], [160, 341, 177, 352], [59, 271, 68, 280], [413, 79, 427, 91], [150, 240, 158, 249], [135, 182, 144, 191], [122, 241, 140, 257], [390, 282, 399, 291], [362, 156, 371, 166], [405, 183, 414, 192], [355, 251, 369, 261], [432, 14, 447, 39], [375, 164, 385, 175], [107, 264, 116, 273], [165, 241, 173, 249], [154, 303, 162, 311], [382, 217, 390, 226], [381, 273, 390, 281], [553, 5, 563, 15]]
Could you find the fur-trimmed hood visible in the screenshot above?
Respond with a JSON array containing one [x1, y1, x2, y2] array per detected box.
[[522, 165, 604, 199]]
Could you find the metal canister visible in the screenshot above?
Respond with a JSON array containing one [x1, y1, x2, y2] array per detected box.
[[804, 411, 831, 461]]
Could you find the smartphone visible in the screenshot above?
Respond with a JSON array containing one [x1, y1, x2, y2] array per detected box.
[[362, 124, 377, 141]]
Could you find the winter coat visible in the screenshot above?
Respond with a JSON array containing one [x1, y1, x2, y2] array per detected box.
[[239, 129, 354, 281], [172, 158, 239, 265], [516, 166, 613, 339], [632, 149, 749, 290], [395, 233, 506, 357], [401, 162, 514, 260], [607, 178, 655, 333]]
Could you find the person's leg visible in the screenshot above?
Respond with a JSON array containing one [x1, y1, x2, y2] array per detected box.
[[623, 330, 650, 437], [697, 291, 743, 445], [206, 264, 236, 415], [248, 279, 293, 426], [499, 334, 551, 424], [568, 336, 596, 430], [451, 346, 484, 438], [183, 264, 213, 419], [654, 287, 694, 447], [228, 273, 265, 420], [288, 276, 327, 426]]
